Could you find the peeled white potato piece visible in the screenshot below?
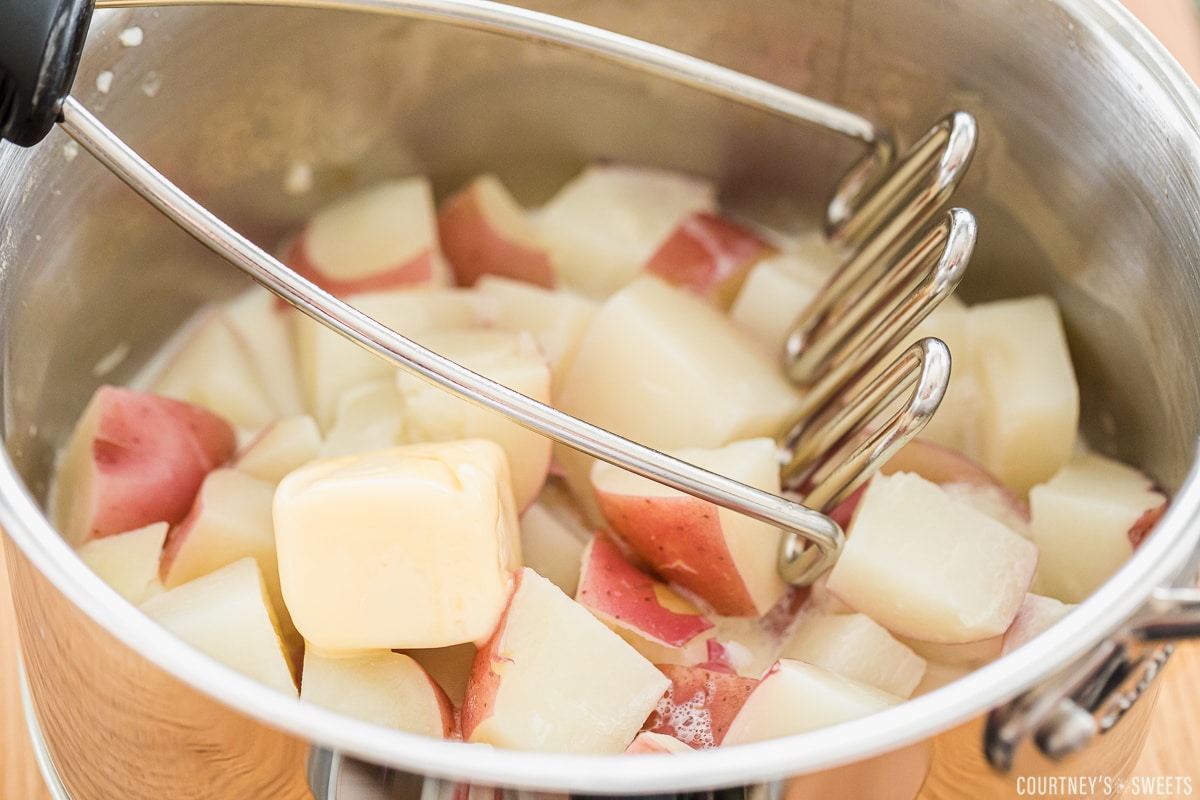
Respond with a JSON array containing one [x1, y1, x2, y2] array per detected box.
[[461, 568, 671, 754], [159, 467, 300, 662], [141, 558, 296, 695], [965, 296, 1079, 493], [75, 521, 168, 605], [300, 649, 454, 737], [1029, 452, 1165, 603], [533, 163, 716, 298], [274, 440, 521, 651], [291, 287, 482, 428], [223, 288, 305, 417], [781, 613, 927, 698], [151, 309, 277, 432], [518, 499, 588, 597], [728, 254, 824, 355], [233, 415, 322, 483], [825, 472, 1038, 644], [722, 659, 902, 746], [319, 380, 407, 459]]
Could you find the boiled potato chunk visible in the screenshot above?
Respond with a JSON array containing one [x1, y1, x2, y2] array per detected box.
[[437, 173, 555, 289], [274, 440, 521, 651], [533, 163, 716, 298], [284, 178, 448, 297], [1028, 452, 1166, 603], [575, 533, 714, 648], [75, 521, 168, 604], [461, 568, 670, 753], [151, 309, 277, 431], [55, 386, 236, 546], [141, 557, 296, 695], [474, 275, 597, 393], [592, 437, 788, 617], [966, 296, 1079, 493], [781, 613, 926, 698], [825, 472, 1037, 644], [232, 415, 322, 483], [557, 275, 799, 519], [722, 659, 902, 745], [301, 649, 454, 737]]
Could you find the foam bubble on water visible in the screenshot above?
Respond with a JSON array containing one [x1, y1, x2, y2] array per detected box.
[[651, 681, 716, 749], [96, 70, 114, 94]]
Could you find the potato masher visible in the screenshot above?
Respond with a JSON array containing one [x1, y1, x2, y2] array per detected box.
[[0, 0, 977, 585]]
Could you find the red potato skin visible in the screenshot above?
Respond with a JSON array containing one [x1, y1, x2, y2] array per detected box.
[[67, 386, 236, 544], [643, 213, 776, 308], [459, 571, 522, 741], [625, 731, 692, 754], [643, 664, 758, 748], [1129, 501, 1167, 550], [576, 534, 715, 647], [437, 179, 555, 289], [283, 235, 436, 298], [426, 670, 459, 740], [595, 492, 760, 617]]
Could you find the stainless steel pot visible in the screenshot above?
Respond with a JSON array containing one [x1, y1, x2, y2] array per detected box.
[[2, 1, 1200, 798]]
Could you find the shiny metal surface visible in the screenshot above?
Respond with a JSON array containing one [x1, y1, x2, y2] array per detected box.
[[2, 0, 1200, 797]]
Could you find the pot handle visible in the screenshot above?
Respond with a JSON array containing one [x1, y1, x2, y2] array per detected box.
[[0, 0, 94, 147], [984, 584, 1200, 771]]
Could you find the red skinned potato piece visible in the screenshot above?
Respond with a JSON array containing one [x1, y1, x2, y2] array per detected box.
[[576, 534, 715, 648], [54, 386, 236, 546], [1001, 593, 1075, 656], [625, 731, 693, 754], [284, 179, 446, 298], [462, 567, 671, 754], [644, 212, 775, 309], [591, 438, 789, 618], [644, 664, 758, 748], [1129, 501, 1167, 550], [438, 174, 555, 289]]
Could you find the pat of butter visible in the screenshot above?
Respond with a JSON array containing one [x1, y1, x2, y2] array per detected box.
[[274, 439, 521, 651]]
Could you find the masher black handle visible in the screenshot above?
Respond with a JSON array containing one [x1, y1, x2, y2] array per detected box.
[[0, 0, 93, 146]]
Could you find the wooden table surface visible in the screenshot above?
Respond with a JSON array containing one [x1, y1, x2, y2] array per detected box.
[[3, 2, 1200, 798]]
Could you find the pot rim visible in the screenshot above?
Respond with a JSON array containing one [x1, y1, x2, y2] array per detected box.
[[4, 0, 1200, 792]]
